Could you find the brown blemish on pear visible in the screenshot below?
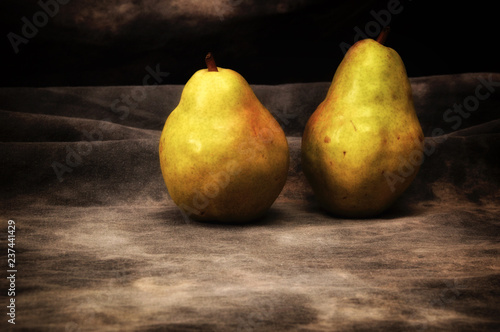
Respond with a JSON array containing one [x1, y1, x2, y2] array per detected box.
[[350, 120, 357, 131]]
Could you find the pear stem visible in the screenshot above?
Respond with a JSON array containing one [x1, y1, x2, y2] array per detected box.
[[205, 52, 218, 72], [376, 26, 390, 45]]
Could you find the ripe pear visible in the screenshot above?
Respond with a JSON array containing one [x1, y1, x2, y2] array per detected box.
[[159, 53, 289, 223], [301, 28, 424, 218]]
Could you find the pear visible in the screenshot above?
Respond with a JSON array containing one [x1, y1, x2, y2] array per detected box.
[[159, 53, 289, 223], [301, 27, 424, 218]]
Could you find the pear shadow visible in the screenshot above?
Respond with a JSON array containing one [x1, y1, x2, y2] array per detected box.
[[251, 206, 288, 226], [195, 206, 287, 228], [151, 204, 288, 228], [300, 196, 354, 225], [149, 196, 427, 227], [301, 194, 425, 222], [376, 198, 426, 220]]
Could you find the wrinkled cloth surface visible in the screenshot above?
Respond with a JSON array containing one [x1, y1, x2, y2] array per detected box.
[[0, 73, 499, 331]]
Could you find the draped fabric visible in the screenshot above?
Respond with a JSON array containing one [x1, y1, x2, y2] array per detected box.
[[1, 73, 499, 330]]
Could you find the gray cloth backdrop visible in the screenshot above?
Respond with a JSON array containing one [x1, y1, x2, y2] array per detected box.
[[1, 73, 499, 331]]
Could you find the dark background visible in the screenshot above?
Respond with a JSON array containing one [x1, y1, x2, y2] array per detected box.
[[1, 2, 500, 330], [0, 0, 498, 87]]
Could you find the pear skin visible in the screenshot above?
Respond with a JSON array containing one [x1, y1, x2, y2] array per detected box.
[[159, 54, 289, 223], [301, 28, 424, 218]]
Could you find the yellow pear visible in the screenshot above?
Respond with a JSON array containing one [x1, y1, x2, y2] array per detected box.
[[301, 28, 424, 218], [159, 53, 289, 222]]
